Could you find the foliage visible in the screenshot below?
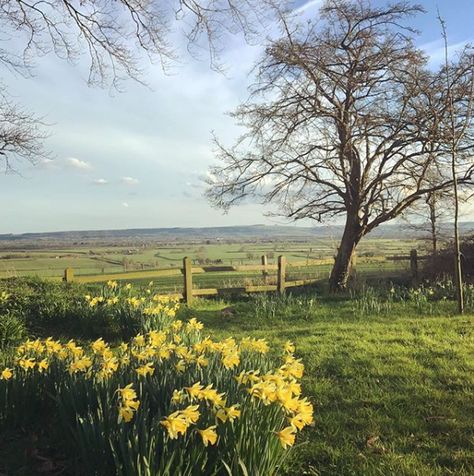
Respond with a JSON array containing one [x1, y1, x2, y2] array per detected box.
[[423, 234, 474, 280], [250, 293, 319, 324]]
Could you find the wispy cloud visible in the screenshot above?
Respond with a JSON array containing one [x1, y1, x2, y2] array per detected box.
[[92, 178, 108, 185], [65, 157, 92, 171], [420, 38, 472, 67], [122, 202, 129, 208], [293, 0, 323, 15], [37, 158, 56, 170], [121, 176, 140, 185]]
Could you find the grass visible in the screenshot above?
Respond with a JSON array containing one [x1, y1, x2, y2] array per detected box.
[[0, 238, 417, 280], [0, 280, 472, 475], [185, 295, 474, 475]]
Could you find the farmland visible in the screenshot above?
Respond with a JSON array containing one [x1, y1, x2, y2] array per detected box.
[[0, 235, 421, 291]]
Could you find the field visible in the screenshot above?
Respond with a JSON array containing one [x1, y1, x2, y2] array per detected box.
[[0, 275, 473, 475], [197, 298, 474, 475], [0, 238, 420, 293]]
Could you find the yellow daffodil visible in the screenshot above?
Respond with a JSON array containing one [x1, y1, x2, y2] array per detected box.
[[1, 368, 13, 380], [185, 382, 203, 400], [175, 360, 186, 373], [136, 362, 154, 377], [160, 412, 189, 439], [171, 389, 186, 404], [37, 359, 49, 373], [197, 426, 218, 446], [276, 426, 296, 449], [181, 405, 200, 424], [284, 340, 295, 354]]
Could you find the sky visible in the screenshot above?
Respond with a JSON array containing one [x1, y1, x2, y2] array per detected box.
[[1, 0, 474, 234]]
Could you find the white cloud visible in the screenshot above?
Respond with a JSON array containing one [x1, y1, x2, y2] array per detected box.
[[121, 176, 140, 185], [420, 38, 472, 67], [65, 157, 92, 170], [92, 178, 108, 185], [294, 0, 323, 15], [36, 158, 56, 169], [122, 202, 129, 208]]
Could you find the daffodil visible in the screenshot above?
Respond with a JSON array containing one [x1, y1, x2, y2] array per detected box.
[[136, 362, 154, 377], [160, 412, 189, 439], [171, 389, 186, 404], [197, 426, 218, 446], [284, 340, 295, 354], [118, 384, 140, 423], [185, 382, 203, 400], [175, 360, 186, 373], [186, 318, 204, 332], [276, 426, 296, 449], [180, 405, 200, 424], [1, 368, 13, 380], [37, 359, 49, 373]]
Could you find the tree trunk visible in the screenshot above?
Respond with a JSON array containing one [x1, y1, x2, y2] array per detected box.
[[428, 196, 438, 255], [329, 214, 362, 292]]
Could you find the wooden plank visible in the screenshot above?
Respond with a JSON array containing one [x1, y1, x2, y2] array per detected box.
[[288, 259, 334, 267], [277, 256, 286, 295], [183, 257, 193, 305], [261, 255, 268, 284], [245, 284, 277, 293], [192, 288, 219, 296], [234, 264, 278, 272], [285, 279, 318, 288], [74, 267, 182, 283], [64, 268, 74, 283]]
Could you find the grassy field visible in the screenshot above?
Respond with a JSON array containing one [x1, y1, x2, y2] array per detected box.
[[191, 296, 474, 475], [0, 277, 473, 475], [0, 238, 419, 281]]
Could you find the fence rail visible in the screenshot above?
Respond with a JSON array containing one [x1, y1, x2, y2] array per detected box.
[[61, 250, 426, 303], [63, 255, 322, 304]]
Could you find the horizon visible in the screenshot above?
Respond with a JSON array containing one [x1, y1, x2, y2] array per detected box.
[[2, 220, 474, 238]]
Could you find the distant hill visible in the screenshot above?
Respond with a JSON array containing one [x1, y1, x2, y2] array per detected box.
[[0, 222, 473, 248]]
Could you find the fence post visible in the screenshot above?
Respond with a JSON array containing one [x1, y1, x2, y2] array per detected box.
[[183, 257, 193, 305], [277, 255, 286, 295], [410, 249, 418, 286], [261, 255, 268, 284], [64, 268, 74, 283]]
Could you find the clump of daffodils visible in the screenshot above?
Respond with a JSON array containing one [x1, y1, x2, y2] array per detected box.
[[0, 305, 313, 474], [83, 282, 180, 337]]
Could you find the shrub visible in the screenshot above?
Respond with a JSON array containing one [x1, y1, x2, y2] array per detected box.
[[423, 234, 474, 281]]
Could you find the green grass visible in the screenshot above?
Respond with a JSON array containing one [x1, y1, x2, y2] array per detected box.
[[0, 237, 418, 280], [1, 278, 472, 475], [185, 296, 474, 476]]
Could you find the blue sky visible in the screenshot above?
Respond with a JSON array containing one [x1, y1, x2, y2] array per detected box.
[[2, 0, 473, 234]]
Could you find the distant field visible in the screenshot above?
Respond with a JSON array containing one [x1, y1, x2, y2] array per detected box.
[[0, 238, 422, 289]]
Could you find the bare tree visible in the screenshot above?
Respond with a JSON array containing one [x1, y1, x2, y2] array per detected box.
[[206, 0, 474, 291], [0, 87, 49, 173], [438, 12, 474, 314], [0, 0, 285, 170], [401, 168, 453, 255]]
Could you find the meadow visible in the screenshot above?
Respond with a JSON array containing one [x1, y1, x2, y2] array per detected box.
[[0, 238, 419, 281], [0, 275, 473, 475]]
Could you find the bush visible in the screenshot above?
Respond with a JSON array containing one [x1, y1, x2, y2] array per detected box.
[[423, 234, 474, 281]]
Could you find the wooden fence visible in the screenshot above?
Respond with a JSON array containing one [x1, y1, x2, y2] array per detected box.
[[62, 250, 426, 303], [63, 255, 325, 304]]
